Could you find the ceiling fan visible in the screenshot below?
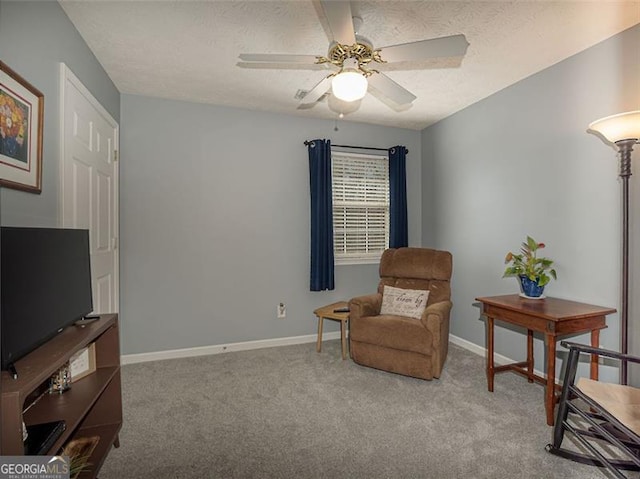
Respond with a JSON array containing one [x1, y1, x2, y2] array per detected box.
[[237, 1, 469, 110]]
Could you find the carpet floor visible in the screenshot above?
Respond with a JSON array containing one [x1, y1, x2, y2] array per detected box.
[[99, 340, 636, 478]]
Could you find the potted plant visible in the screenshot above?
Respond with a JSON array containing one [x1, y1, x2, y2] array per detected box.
[[62, 436, 98, 479], [503, 236, 557, 298]]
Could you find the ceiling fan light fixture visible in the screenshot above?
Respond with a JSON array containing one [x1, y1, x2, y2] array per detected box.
[[331, 59, 367, 102], [332, 71, 367, 102]]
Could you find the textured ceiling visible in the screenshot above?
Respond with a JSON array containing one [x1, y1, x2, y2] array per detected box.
[[59, 1, 640, 130]]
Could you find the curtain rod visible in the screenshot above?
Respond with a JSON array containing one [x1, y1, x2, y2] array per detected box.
[[303, 141, 408, 153]]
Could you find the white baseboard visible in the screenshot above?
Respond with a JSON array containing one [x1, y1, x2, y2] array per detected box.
[[121, 331, 341, 365], [123, 330, 546, 382], [448, 334, 511, 365], [449, 333, 548, 380]]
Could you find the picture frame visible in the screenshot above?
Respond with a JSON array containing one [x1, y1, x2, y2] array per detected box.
[[0, 61, 43, 193], [69, 343, 96, 382]]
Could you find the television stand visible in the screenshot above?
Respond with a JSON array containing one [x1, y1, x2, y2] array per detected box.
[[74, 316, 100, 327], [1, 314, 122, 479]]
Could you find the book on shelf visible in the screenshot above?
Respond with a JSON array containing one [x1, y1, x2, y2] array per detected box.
[[24, 420, 66, 455]]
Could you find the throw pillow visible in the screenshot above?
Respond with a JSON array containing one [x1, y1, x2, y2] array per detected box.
[[380, 285, 429, 320]]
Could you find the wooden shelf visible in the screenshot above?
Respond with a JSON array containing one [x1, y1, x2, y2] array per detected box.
[[1, 316, 118, 396], [25, 367, 118, 424], [1, 314, 122, 478]]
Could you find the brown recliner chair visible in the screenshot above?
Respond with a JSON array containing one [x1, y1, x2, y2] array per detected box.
[[349, 247, 453, 380]]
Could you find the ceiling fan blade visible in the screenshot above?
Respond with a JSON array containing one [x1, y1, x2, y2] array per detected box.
[[320, 0, 356, 45], [236, 62, 333, 71], [378, 34, 469, 63], [367, 73, 416, 106], [300, 75, 333, 104], [297, 102, 319, 110], [238, 54, 319, 64]]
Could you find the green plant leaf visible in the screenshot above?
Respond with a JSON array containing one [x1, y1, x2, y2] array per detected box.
[[504, 236, 556, 285]]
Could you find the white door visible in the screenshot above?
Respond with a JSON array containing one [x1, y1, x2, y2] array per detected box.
[[59, 64, 119, 314]]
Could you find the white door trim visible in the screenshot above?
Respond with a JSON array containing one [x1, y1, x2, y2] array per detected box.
[[59, 62, 120, 312]]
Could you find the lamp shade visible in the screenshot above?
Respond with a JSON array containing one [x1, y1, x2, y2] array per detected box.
[[332, 59, 368, 102], [328, 94, 362, 116], [588, 111, 640, 144]]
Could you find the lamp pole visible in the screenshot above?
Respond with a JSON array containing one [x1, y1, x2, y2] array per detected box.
[[617, 139, 635, 385], [588, 110, 640, 386]]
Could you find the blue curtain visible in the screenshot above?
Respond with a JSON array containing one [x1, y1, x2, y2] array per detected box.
[[308, 139, 335, 291], [389, 145, 408, 248]]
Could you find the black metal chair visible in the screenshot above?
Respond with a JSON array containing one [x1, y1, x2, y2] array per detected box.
[[546, 341, 640, 479]]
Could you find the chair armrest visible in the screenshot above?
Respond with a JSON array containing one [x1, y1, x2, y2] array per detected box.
[[561, 341, 640, 365], [421, 300, 451, 321], [349, 293, 382, 320], [421, 300, 453, 378]]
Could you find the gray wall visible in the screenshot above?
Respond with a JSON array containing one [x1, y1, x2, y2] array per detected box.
[[3, 0, 637, 377], [422, 24, 640, 383], [120, 94, 422, 355], [0, 0, 120, 226]]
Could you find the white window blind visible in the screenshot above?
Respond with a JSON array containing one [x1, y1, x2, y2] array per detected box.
[[332, 151, 389, 264]]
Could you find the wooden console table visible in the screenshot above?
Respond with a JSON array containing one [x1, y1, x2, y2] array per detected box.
[[476, 295, 615, 426]]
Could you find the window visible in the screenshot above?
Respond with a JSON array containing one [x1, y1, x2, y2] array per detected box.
[[332, 151, 389, 264]]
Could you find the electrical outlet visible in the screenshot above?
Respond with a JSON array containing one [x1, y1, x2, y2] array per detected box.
[[277, 303, 286, 318]]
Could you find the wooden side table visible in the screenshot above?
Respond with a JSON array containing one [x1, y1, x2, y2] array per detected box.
[[476, 294, 615, 426], [314, 301, 350, 360]]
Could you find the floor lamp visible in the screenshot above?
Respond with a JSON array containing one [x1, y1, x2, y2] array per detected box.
[[588, 111, 640, 385]]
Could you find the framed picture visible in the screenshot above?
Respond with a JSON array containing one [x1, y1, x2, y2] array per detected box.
[[69, 343, 97, 382], [0, 61, 43, 193]]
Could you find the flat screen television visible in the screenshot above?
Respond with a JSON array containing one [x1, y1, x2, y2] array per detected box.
[[1, 227, 93, 370]]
